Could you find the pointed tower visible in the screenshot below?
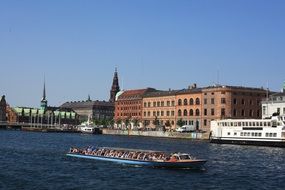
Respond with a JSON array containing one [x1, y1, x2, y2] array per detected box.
[[40, 79, 48, 110], [109, 68, 120, 102]]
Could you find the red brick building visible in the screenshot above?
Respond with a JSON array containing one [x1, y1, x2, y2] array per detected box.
[[114, 88, 156, 127]]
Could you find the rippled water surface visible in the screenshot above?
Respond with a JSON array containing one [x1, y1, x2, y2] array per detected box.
[[0, 130, 284, 190]]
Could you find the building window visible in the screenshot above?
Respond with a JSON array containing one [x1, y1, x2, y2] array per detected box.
[[153, 102, 156, 107], [211, 98, 215, 104], [184, 99, 188, 105], [171, 111, 175, 116], [148, 102, 151, 107], [233, 109, 237, 117], [161, 101, 164, 107], [167, 111, 170, 116], [178, 99, 182, 106], [221, 108, 225, 116], [204, 98, 207, 104], [144, 112, 146, 117], [249, 110, 253, 117], [148, 111, 150, 116], [233, 99, 237, 105], [157, 102, 160, 107], [189, 98, 194, 105], [195, 109, 200, 116], [250, 100, 252, 105], [178, 109, 182, 116], [211, 109, 215, 116], [283, 108, 285, 115], [171, 101, 175, 106], [241, 109, 245, 117], [183, 109, 188, 116], [161, 111, 164, 116], [204, 119, 207, 126], [221, 91, 225, 94], [144, 102, 147, 107], [221, 98, 226, 104], [157, 111, 160, 116], [167, 101, 170, 106], [196, 98, 200, 105], [153, 111, 156, 116], [242, 99, 245, 105], [257, 110, 260, 117], [189, 109, 194, 116], [263, 106, 266, 115], [277, 108, 280, 114], [204, 109, 207, 116]]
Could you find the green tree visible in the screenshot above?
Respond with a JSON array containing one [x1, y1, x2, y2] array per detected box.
[[176, 118, 185, 127], [152, 116, 160, 129]]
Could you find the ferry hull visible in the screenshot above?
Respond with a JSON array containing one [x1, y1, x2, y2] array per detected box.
[[210, 139, 285, 147], [66, 153, 206, 169]]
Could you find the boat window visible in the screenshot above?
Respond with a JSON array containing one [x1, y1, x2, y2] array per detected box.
[[227, 132, 230, 135], [252, 122, 256, 126], [256, 122, 259, 126], [251, 132, 254, 136], [268, 122, 271, 126], [241, 132, 243, 136], [234, 132, 237, 136], [269, 133, 273, 137], [258, 133, 262, 137], [225, 122, 228, 126], [238, 122, 241, 126], [282, 132, 285, 137], [234, 122, 237, 126], [179, 154, 190, 160], [230, 122, 233, 126], [254, 132, 258, 136], [242, 122, 245, 126], [249, 122, 252, 126], [263, 122, 266, 126], [260, 122, 263, 126], [273, 133, 277, 137], [247, 132, 250, 136], [245, 122, 248, 126]]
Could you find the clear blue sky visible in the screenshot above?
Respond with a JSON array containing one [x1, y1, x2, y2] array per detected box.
[[0, 0, 284, 107]]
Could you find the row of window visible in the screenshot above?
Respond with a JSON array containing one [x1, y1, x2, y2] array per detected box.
[[228, 132, 277, 137], [143, 110, 175, 117], [219, 121, 272, 127], [178, 98, 200, 106], [233, 98, 260, 105], [144, 101, 175, 108], [119, 106, 141, 111], [233, 109, 259, 117]]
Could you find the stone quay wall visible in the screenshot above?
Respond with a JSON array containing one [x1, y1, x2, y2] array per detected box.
[[102, 129, 210, 140]]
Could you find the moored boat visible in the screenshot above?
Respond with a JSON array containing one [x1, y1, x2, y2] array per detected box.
[[66, 147, 206, 169], [210, 115, 285, 147]]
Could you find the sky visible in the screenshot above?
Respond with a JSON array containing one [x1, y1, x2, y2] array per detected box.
[[0, 0, 284, 108]]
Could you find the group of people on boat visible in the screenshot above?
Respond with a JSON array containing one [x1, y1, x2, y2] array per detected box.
[[69, 147, 182, 162]]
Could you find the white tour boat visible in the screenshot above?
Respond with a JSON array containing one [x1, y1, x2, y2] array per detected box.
[[210, 115, 285, 147]]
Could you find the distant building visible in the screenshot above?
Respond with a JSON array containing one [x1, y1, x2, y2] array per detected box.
[[7, 81, 79, 125], [114, 88, 157, 128], [0, 95, 7, 122], [61, 100, 114, 121], [262, 83, 285, 118], [61, 69, 120, 122], [117, 84, 267, 133]]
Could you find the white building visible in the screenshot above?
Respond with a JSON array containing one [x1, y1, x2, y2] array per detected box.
[[262, 91, 285, 118]]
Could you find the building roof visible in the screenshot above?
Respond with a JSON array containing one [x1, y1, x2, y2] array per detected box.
[[117, 88, 156, 100], [202, 84, 267, 92], [143, 90, 179, 98], [61, 100, 114, 109]]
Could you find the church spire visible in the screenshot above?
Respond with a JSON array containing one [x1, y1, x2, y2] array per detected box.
[[41, 78, 48, 110], [109, 68, 120, 102]]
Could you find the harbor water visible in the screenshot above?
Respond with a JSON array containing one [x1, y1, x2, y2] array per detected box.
[[0, 130, 284, 190]]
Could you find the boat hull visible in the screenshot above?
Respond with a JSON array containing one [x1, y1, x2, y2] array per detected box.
[[210, 138, 285, 147], [66, 153, 206, 169]]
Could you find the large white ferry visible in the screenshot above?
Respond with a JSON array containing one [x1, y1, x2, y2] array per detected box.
[[210, 115, 285, 147]]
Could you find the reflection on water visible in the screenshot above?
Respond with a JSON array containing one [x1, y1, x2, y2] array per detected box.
[[0, 130, 285, 190]]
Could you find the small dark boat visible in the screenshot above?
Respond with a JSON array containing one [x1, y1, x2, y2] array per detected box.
[[66, 147, 206, 169]]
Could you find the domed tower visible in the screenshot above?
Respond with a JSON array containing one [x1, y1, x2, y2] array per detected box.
[[40, 80, 48, 110], [109, 68, 120, 102]]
